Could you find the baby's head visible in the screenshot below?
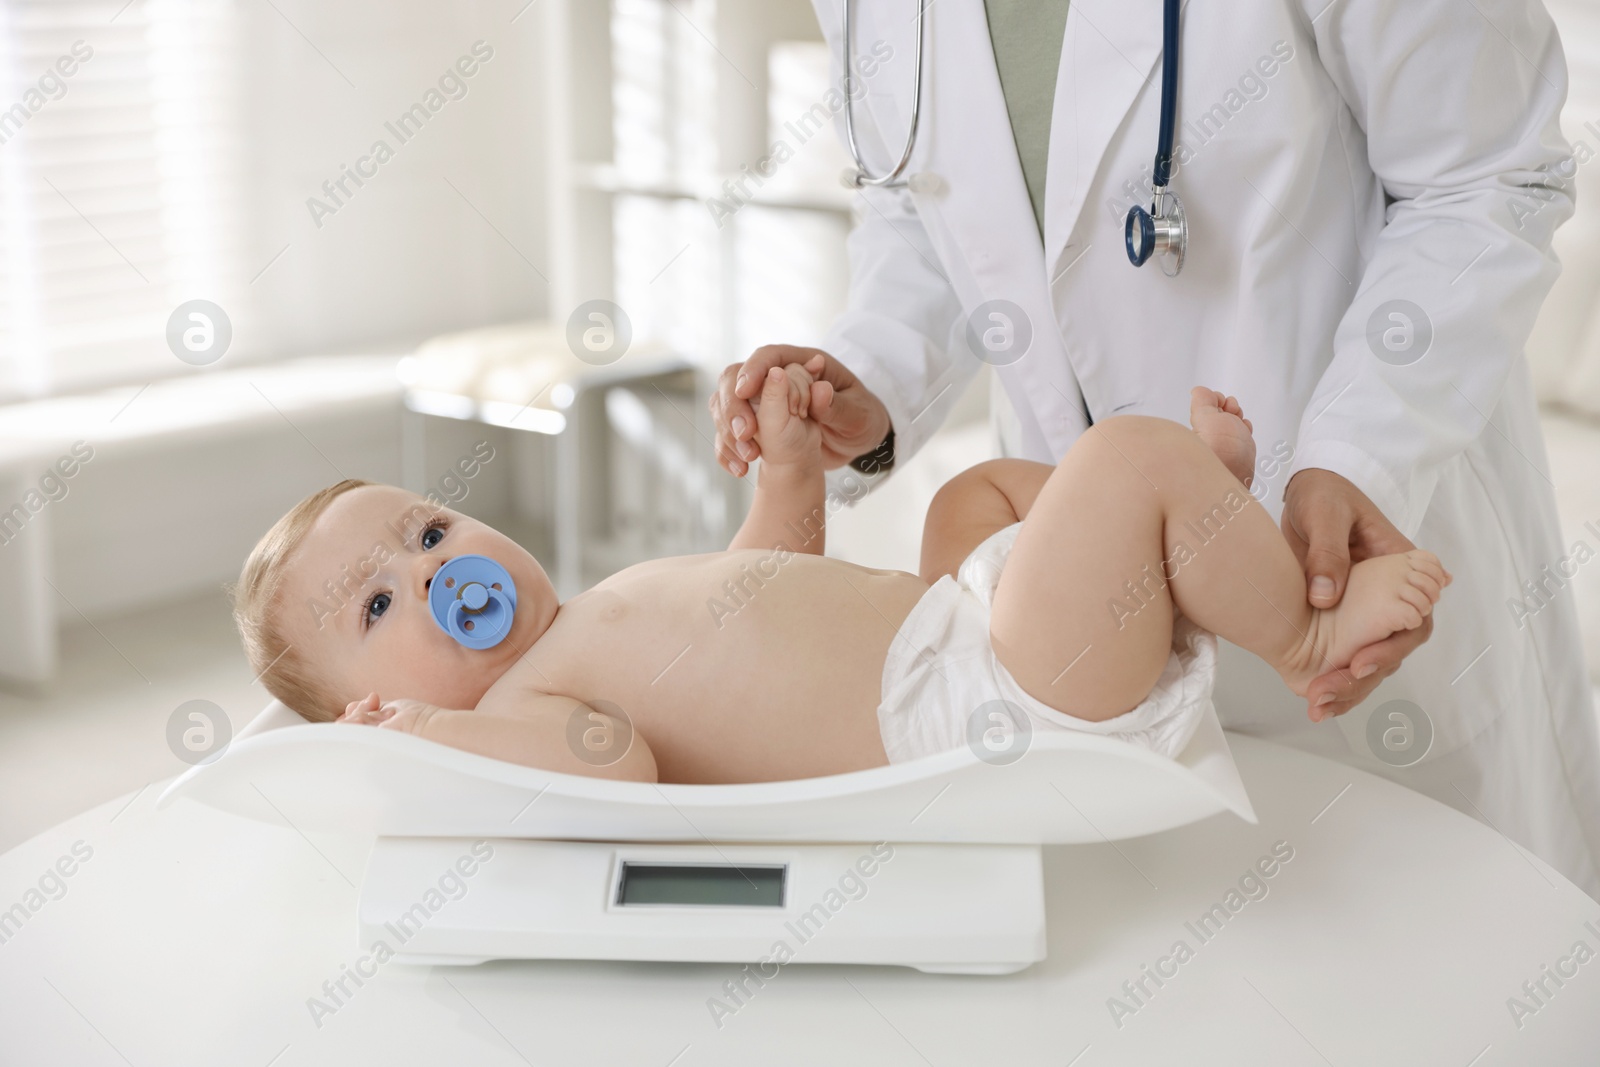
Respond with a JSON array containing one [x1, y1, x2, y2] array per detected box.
[[230, 480, 557, 722]]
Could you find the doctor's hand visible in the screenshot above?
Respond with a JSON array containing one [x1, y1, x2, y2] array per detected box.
[[711, 345, 891, 476], [1281, 469, 1434, 723]]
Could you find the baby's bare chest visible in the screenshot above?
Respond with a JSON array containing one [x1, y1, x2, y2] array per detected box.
[[497, 551, 928, 715]]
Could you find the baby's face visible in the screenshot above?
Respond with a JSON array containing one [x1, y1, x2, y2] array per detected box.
[[281, 485, 557, 714]]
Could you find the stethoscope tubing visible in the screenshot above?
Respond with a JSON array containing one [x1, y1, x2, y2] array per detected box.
[[842, 0, 925, 188], [1154, 0, 1180, 190], [840, 0, 1186, 273]]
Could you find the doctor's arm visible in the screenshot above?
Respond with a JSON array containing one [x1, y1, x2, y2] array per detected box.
[[1284, 0, 1573, 716], [711, 181, 973, 483]]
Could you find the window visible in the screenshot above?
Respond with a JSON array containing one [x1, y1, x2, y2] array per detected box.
[[588, 0, 849, 366], [0, 0, 245, 403]]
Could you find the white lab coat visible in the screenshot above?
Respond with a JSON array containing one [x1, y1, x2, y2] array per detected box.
[[813, 0, 1600, 898]]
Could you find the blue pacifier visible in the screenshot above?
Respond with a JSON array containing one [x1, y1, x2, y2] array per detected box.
[[428, 554, 517, 650]]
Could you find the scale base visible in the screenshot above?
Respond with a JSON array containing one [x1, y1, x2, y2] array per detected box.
[[384, 955, 1039, 975], [360, 838, 1047, 974]]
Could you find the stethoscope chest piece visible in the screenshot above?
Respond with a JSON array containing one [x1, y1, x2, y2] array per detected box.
[[1125, 189, 1186, 277], [1124, 0, 1186, 277], [429, 554, 518, 650]]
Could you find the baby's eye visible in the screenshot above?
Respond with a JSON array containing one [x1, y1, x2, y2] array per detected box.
[[363, 591, 391, 628], [421, 521, 448, 550]]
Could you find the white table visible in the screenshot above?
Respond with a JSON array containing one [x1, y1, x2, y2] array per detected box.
[[2, 734, 1597, 1066]]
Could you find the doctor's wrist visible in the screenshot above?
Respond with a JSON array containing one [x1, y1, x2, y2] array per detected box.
[[849, 426, 895, 475]]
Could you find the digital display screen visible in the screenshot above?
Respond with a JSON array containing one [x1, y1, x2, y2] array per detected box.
[[616, 863, 786, 907]]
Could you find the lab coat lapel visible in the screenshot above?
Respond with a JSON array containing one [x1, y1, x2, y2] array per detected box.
[[913, 0, 1084, 458], [915, 0, 1041, 271], [1041, 0, 1188, 282]]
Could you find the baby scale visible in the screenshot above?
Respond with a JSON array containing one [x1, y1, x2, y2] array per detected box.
[[159, 553, 1256, 974]]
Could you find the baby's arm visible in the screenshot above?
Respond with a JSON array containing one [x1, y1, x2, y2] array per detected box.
[[726, 354, 832, 556], [342, 693, 658, 782]]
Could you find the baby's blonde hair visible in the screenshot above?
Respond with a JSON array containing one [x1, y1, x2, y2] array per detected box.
[[228, 478, 374, 723]]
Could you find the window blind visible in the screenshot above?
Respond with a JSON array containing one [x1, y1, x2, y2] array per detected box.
[[0, 0, 245, 403]]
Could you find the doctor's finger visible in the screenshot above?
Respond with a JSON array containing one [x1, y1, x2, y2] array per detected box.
[[714, 437, 750, 478], [1350, 613, 1431, 681], [1347, 507, 1415, 563], [712, 364, 760, 442], [710, 411, 752, 475], [711, 372, 761, 472], [1306, 619, 1429, 720], [1305, 667, 1368, 722], [735, 345, 826, 399], [1293, 499, 1355, 607]]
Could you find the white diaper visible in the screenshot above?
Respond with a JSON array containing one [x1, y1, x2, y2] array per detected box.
[[876, 522, 1217, 763]]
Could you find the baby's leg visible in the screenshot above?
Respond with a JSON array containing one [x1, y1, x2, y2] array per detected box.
[[989, 415, 1448, 721], [919, 459, 1053, 584]]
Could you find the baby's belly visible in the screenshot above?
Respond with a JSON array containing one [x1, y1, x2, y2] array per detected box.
[[507, 552, 930, 782]]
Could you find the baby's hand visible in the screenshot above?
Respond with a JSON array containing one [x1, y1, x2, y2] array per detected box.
[[338, 692, 436, 734], [1190, 386, 1257, 489], [753, 353, 834, 471], [339, 692, 390, 725]]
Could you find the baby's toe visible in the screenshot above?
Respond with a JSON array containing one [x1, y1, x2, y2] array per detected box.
[[1384, 587, 1427, 630], [1405, 567, 1443, 603], [1189, 388, 1221, 425], [1404, 551, 1449, 593], [1405, 548, 1443, 572], [1397, 583, 1435, 617]]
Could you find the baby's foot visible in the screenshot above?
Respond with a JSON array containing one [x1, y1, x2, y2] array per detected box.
[[1190, 386, 1256, 488], [1275, 550, 1452, 697]]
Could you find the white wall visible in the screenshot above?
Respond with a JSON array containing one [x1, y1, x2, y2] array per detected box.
[[51, 399, 406, 619], [37, 376, 536, 621], [236, 0, 550, 360], [24, 1, 555, 625]]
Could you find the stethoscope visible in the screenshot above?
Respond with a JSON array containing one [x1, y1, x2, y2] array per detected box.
[[841, 0, 1187, 276], [840, 0, 925, 189], [1124, 0, 1187, 276]]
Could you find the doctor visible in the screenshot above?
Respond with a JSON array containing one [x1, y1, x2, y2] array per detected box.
[[710, 0, 1600, 897]]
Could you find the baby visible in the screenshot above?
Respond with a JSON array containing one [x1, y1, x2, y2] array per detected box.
[[231, 359, 1449, 784]]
